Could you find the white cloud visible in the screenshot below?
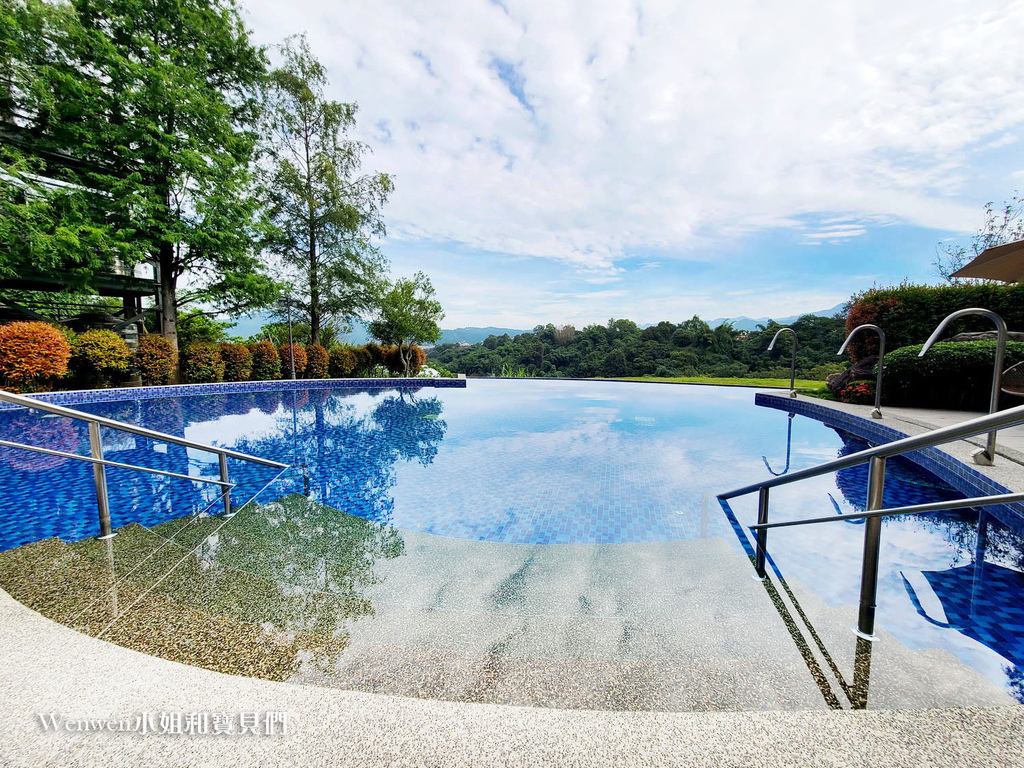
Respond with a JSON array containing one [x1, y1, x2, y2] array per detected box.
[[242, 0, 1024, 304]]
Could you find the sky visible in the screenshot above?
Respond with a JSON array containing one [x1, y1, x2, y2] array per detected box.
[[243, 0, 1024, 329]]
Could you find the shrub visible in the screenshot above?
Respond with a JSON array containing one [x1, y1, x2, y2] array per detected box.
[[136, 335, 174, 386], [329, 347, 357, 378], [883, 341, 1024, 411], [70, 329, 132, 387], [845, 282, 1024, 361], [181, 342, 225, 384], [383, 344, 428, 376], [279, 343, 307, 378], [839, 381, 875, 405], [804, 362, 847, 381], [306, 343, 329, 379], [219, 343, 253, 382], [250, 340, 281, 381], [351, 346, 373, 374], [364, 342, 386, 367], [0, 321, 72, 392]]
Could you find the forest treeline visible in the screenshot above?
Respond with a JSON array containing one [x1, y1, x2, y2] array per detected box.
[[428, 314, 847, 380]]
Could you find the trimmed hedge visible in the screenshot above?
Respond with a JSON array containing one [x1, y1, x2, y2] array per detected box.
[[136, 335, 174, 386], [306, 343, 329, 379], [351, 345, 373, 374], [181, 342, 225, 384], [279, 343, 307, 378], [219, 343, 253, 382], [0, 321, 71, 392], [329, 347, 357, 377], [845, 282, 1024, 361], [882, 341, 1024, 411], [250, 340, 280, 381], [70, 329, 131, 387]]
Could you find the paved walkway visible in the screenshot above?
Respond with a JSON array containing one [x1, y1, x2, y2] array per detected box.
[[786, 395, 1024, 494]]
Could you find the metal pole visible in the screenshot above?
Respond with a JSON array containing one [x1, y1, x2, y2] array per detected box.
[[919, 308, 1007, 465], [856, 455, 886, 639], [287, 301, 296, 380], [755, 486, 769, 578], [218, 452, 233, 516], [837, 324, 886, 419], [88, 421, 115, 540], [768, 328, 798, 398]]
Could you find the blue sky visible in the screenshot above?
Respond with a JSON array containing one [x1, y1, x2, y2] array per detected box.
[[244, 0, 1024, 329]]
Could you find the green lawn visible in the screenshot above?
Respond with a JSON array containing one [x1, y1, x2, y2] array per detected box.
[[613, 376, 828, 393]]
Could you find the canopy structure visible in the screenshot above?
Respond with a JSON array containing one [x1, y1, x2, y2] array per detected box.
[[951, 239, 1024, 282]]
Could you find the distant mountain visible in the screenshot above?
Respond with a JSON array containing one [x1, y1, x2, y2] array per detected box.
[[709, 303, 845, 332], [437, 327, 528, 345]]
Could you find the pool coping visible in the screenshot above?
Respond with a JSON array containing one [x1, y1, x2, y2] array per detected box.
[[0, 375, 466, 410], [755, 392, 1024, 530]]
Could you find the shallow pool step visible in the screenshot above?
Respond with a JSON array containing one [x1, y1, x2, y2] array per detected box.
[[767, 570, 1015, 709]]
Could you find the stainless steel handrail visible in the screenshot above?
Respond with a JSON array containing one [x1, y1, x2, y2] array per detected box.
[[837, 324, 885, 419], [0, 390, 287, 467], [0, 389, 288, 537], [768, 327, 798, 397], [0, 438, 234, 487], [720, 402, 1024, 500], [919, 308, 1008, 465], [751, 491, 1024, 530], [718, 400, 1024, 640]]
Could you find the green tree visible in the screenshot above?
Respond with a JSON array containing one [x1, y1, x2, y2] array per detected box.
[[262, 35, 393, 346], [934, 194, 1024, 282], [2, 0, 277, 380], [367, 273, 443, 376]]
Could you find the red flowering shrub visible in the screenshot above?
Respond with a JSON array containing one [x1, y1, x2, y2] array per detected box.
[[839, 381, 875, 405], [0, 321, 72, 392], [70, 329, 131, 387], [279, 343, 307, 378], [219, 343, 253, 382], [306, 343, 329, 379], [136, 335, 174, 386], [329, 347, 357, 377], [181, 342, 225, 383], [250, 340, 281, 381]]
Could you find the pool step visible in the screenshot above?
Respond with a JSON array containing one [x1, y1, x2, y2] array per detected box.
[[767, 571, 1015, 709]]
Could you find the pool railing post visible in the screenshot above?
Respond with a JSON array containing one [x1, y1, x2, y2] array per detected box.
[[755, 486, 769, 578], [88, 421, 115, 540], [219, 452, 233, 516], [856, 455, 886, 640]]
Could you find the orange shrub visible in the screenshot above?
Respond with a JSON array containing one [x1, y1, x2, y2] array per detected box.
[[181, 342, 224, 384], [250, 340, 281, 381], [383, 344, 427, 376], [219, 343, 253, 382], [279, 343, 307, 378], [364, 342, 385, 367], [0, 321, 72, 392], [306, 343, 329, 379], [136, 335, 174, 386]]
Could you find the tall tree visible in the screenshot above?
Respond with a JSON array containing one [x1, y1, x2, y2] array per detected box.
[[261, 35, 394, 346], [934, 194, 1024, 282], [368, 272, 443, 376], [2, 0, 277, 379]]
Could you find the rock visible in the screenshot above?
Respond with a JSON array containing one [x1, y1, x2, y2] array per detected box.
[[946, 331, 1024, 343], [828, 355, 878, 397]]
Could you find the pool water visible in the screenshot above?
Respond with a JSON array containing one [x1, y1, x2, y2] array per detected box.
[[0, 380, 1021, 710]]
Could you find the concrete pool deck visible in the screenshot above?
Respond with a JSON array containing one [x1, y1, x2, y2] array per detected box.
[[1, 389, 1023, 766]]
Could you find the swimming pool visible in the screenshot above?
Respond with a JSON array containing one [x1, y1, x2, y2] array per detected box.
[[0, 379, 1020, 711]]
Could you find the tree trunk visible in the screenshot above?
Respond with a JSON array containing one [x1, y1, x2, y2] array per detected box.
[[400, 343, 409, 377], [159, 243, 180, 383]]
